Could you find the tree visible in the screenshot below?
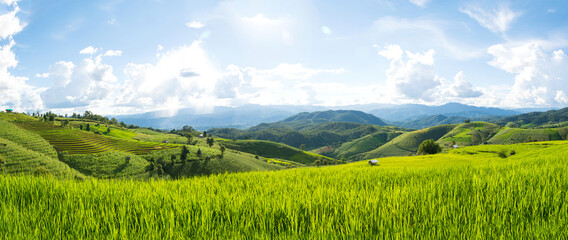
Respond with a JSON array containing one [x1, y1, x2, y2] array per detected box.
[[79, 124, 83, 130], [107, 127, 111, 133], [86, 123, 91, 131], [314, 159, 321, 167], [206, 138, 214, 148], [180, 146, 189, 162], [156, 164, 164, 177], [299, 144, 305, 151], [464, 119, 471, 123], [203, 131, 207, 137], [417, 139, 442, 155], [196, 149, 202, 158], [185, 133, 193, 144], [220, 145, 226, 155]]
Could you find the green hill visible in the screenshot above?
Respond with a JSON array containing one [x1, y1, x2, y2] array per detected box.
[[210, 121, 409, 150], [487, 127, 567, 144], [0, 137, 82, 178], [0, 120, 58, 159], [0, 112, 285, 178], [217, 139, 336, 165], [437, 122, 501, 147], [281, 110, 387, 125], [497, 106, 568, 127], [332, 131, 403, 160], [360, 124, 458, 158], [14, 121, 178, 155]]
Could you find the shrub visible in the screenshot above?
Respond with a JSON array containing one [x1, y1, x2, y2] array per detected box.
[[417, 139, 442, 155]]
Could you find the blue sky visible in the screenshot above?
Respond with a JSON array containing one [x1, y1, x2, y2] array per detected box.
[[1, 0, 567, 115]]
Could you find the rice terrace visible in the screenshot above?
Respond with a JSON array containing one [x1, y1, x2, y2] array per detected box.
[[1, 0, 568, 239]]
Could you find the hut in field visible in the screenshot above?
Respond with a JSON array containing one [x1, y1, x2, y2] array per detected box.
[[368, 159, 379, 166], [5, 109, 13, 113]]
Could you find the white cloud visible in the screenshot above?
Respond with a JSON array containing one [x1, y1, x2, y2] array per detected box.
[[447, 71, 483, 98], [79, 46, 99, 55], [379, 44, 440, 100], [103, 50, 122, 57], [487, 42, 568, 107], [107, 19, 117, 25], [0, 2, 43, 111], [186, 21, 204, 29], [35, 73, 49, 78], [2, 0, 19, 5], [41, 53, 118, 108], [409, 0, 430, 7], [0, 3, 24, 40], [321, 26, 332, 35], [460, 4, 520, 34], [120, 40, 221, 114]]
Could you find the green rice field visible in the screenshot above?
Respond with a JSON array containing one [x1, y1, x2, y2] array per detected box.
[[1, 141, 567, 238]]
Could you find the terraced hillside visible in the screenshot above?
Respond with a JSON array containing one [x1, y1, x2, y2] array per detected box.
[[437, 122, 501, 147], [0, 137, 82, 177], [0, 120, 58, 159], [15, 121, 177, 155]]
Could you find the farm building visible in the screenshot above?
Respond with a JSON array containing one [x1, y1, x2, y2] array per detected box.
[[368, 159, 379, 166]]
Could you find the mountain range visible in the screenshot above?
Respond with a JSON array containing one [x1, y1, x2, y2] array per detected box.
[[115, 102, 553, 131]]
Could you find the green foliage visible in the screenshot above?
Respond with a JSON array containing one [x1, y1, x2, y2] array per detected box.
[[206, 138, 214, 148], [417, 139, 442, 155], [1, 142, 568, 238]]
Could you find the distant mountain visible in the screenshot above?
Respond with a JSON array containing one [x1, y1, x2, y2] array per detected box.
[[392, 114, 467, 129], [497, 106, 568, 126], [115, 105, 326, 130], [370, 102, 520, 122], [281, 110, 387, 126], [208, 110, 404, 149]]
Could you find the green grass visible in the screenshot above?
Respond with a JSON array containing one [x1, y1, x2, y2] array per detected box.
[[217, 139, 336, 165], [1, 141, 567, 238], [361, 124, 458, 158]]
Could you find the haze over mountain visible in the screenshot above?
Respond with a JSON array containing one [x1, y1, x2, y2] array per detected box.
[[369, 102, 520, 122]]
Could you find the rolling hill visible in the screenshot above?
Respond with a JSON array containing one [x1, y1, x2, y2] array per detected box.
[[360, 124, 458, 158], [497, 106, 568, 127], [437, 122, 501, 146], [217, 139, 337, 165], [0, 112, 286, 178], [281, 110, 387, 126]]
